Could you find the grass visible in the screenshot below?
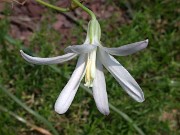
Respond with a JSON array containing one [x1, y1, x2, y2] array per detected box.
[[0, 0, 179, 135]]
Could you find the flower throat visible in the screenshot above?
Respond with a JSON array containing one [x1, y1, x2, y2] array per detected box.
[[84, 19, 101, 87]]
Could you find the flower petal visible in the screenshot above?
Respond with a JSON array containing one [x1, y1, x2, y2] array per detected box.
[[102, 39, 148, 56], [93, 57, 109, 115], [64, 44, 97, 54], [98, 49, 144, 102], [20, 50, 77, 65], [54, 54, 87, 114]]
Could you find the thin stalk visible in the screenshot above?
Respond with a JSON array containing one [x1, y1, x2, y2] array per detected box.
[[72, 0, 96, 20], [0, 85, 58, 135], [108, 104, 145, 135], [0, 105, 52, 135], [35, 0, 70, 12]]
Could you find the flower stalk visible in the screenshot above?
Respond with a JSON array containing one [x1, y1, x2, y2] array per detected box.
[[72, 0, 96, 20], [34, 0, 96, 20], [35, 0, 70, 12]]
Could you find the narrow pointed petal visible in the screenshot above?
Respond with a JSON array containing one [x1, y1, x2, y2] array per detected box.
[[93, 57, 109, 115], [64, 44, 97, 54], [98, 49, 144, 102], [20, 50, 77, 65], [54, 54, 87, 114], [102, 39, 148, 56]]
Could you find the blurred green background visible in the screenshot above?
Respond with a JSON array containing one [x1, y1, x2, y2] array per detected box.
[[0, 0, 179, 135]]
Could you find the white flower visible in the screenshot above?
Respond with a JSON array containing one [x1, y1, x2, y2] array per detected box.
[[20, 19, 148, 115]]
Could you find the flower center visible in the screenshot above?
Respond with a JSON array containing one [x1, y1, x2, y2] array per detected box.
[[84, 19, 101, 87], [84, 49, 96, 87]]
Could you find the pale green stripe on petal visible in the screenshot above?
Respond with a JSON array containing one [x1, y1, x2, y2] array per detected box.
[[102, 39, 148, 56], [20, 50, 77, 65], [64, 44, 97, 54], [98, 49, 145, 102]]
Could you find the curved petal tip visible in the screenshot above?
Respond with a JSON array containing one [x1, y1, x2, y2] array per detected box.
[[20, 50, 77, 65], [54, 104, 67, 114], [99, 108, 110, 115], [20, 50, 25, 56], [137, 95, 145, 103]]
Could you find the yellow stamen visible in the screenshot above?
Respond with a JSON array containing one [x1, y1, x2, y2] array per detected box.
[[85, 50, 96, 87]]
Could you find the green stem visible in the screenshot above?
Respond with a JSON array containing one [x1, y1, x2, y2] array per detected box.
[[0, 85, 59, 135], [0, 105, 52, 135], [108, 104, 145, 135], [35, 0, 70, 12], [0, 105, 27, 125], [72, 0, 96, 20]]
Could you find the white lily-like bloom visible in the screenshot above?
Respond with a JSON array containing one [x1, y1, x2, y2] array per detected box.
[[20, 19, 148, 115]]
